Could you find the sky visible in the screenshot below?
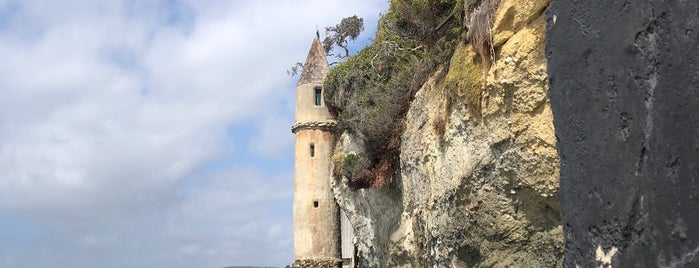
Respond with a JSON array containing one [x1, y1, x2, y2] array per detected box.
[[0, 0, 387, 267]]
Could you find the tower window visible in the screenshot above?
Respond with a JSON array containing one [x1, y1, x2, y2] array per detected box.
[[314, 88, 322, 106], [313, 201, 319, 208], [310, 144, 315, 157]]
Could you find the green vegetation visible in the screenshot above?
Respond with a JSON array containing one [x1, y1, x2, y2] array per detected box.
[[323, 15, 365, 59], [342, 153, 360, 171], [333, 151, 372, 189], [325, 0, 500, 188], [325, 0, 464, 188]]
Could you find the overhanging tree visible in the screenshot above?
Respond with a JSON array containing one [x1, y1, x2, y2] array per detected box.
[[323, 15, 364, 59]]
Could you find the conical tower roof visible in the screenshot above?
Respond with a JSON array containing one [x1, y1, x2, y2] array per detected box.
[[297, 38, 330, 86]]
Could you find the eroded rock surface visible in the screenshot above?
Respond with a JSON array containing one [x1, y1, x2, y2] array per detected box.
[[331, 0, 563, 266]]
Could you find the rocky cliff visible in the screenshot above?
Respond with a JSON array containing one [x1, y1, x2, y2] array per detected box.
[[327, 0, 563, 266]]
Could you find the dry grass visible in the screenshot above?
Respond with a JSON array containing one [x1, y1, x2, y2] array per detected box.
[[465, 0, 501, 72], [431, 0, 498, 134]]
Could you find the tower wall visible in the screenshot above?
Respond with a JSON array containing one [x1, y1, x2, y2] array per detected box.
[[293, 128, 340, 261], [292, 39, 341, 267], [295, 83, 335, 123]]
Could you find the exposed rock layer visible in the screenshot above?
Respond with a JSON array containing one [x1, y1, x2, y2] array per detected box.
[[547, 1, 699, 267]]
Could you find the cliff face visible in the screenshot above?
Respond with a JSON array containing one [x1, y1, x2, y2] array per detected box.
[[548, 1, 699, 267], [331, 0, 563, 266]]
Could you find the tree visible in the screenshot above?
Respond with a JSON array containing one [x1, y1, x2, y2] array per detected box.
[[286, 62, 304, 77], [288, 15, 365, 77], [323, 15, 364, 59]]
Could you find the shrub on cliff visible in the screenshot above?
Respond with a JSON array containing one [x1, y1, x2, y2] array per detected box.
[[324, 0, 464, 189]]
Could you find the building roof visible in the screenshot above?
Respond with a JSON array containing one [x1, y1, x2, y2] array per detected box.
[[297, 38, 330, 86]]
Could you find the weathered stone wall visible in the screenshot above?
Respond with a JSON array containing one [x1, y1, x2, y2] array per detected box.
[[547, 1, 699, 267], [332, 0, 563, 266], [292, 258, 342, 268], [294, 128, 340, 260]]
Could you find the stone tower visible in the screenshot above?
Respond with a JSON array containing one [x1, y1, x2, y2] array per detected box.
[[291, 37, 341, 267]]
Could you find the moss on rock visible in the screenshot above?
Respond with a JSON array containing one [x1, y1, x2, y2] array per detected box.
[[444, 43, 483, 117]]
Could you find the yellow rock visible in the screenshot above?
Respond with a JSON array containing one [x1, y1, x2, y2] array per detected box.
[[492, 0, 552, 47]]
